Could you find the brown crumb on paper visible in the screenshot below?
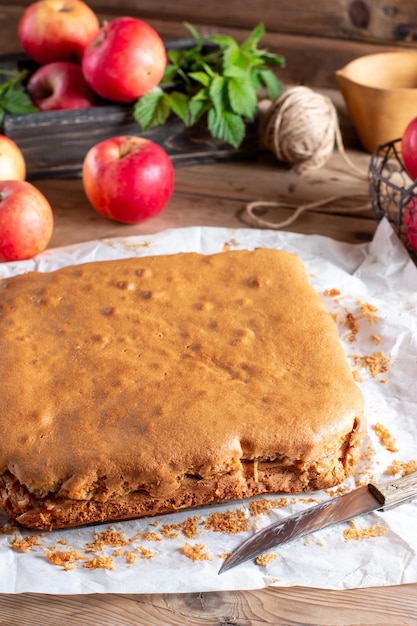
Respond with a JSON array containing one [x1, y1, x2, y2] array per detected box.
[[0, 524, 15, 535], [204, 509, 250, 534], [85, 527, 129, 552], [83, 555, 114, 571], [345, 302, 379, 343], [160, 515, 201, 540], [255, 552, 278, 567], [137, 546, 153, 559], [323, 288, 340, 298], [351, 351, 389, 378], [11, 535, 42, 553], [44, 548, 85, 571], [343, 519, 388, 542], [141, 531, 162, 542], [373, 423, 398, 453], [182, 542, 211, 561], [218, 552, 231, 560], [389, 459, 417, 476], [249, 498, 289, 517], [360, 303, 379, 324], [371, 334, 382, 345], [346, 312, 360, 343]]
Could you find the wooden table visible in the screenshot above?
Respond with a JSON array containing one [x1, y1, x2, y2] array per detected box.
[[1, 147, 417, 624]]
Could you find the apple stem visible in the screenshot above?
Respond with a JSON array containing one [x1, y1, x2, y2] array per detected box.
[[120, 136, 135, 158]]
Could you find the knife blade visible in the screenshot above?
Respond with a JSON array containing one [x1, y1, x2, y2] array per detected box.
[[218, 470, 417, 574]]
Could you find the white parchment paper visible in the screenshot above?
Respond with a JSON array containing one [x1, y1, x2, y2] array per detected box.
[[1, 218, 416, 594]]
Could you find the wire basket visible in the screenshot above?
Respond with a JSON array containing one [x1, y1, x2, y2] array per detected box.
[[368, 138, 417, 260]]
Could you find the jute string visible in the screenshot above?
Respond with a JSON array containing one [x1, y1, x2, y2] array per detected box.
[[243, 86, 371, 230]]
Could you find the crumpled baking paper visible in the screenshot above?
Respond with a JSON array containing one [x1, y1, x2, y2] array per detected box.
[[0, 218, 416, 594]]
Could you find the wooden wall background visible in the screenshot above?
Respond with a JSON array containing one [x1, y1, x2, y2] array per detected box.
[[1, 0, 417, 92]]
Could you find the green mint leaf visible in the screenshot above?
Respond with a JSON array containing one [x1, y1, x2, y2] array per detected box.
[[184, 22, 202, 47], [188, 71, 211, 87], [189, 97, 210, 125], [0, 70, 38, 117], [133, 87, 170, 130], [240, 23, 265, 53], [0, 89, 38, 115], [257, 50, 286, 67], [167, 49, 181, 67], [226, 75, 257, 119], [222, 43, 243, 71], [207, 108, 245, 148], [208, 75, 226, 114], [258, 68, 282, 100], [168, 91, 190, 125], [208, 34, 237, 49]]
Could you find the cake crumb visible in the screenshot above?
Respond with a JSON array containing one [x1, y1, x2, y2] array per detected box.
[[204, 509, 250, 534], [360, 303, 378, 324], [352, 370, 363, 383], [44, 548, 85, 570], [248, 498, 289, 517], [141, 531, 162, 542], [85, 527, 129, 552], [11, 535, 41, 553], [83, 555, 114, 570], [323, 288, 340, 297], [351, 351, 389, 378], [160, 515, 201, 540], [121, 550, 138, 565], [137, 546, 154, 559], [182, 543, 211, 561], [343, 519, 388, 542], [160, 525, 179, 539], [389, 459, 417, 476], [255, 552, 278, 567], [373, 423, 398, 453], [371, 334, 382, 345], [346, 312, 359, 343]]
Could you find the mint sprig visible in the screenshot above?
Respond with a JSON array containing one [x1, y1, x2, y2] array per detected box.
[[133, 23, 285, 148], [0, 70, 38, 125]]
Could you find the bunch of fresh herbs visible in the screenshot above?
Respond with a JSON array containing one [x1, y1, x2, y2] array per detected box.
[[0, 70, 38, 126], [133, 23, 285, 148]]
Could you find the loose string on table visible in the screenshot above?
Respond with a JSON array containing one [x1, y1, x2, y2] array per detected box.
[[243, 86, 371, 230]]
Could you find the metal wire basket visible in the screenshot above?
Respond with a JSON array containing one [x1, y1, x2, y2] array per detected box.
[[368, 138, 417, 259]]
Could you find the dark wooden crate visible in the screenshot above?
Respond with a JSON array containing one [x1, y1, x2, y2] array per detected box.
[[0, 45, 259, 179]]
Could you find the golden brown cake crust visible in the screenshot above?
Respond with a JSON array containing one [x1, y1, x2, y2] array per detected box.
[[0, 249, 365, 529]]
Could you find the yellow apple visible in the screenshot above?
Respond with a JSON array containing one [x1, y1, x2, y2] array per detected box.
[[0, 135, 26, 181]]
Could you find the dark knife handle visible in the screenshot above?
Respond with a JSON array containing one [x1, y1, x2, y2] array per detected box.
[[369, 470, 417, 509]]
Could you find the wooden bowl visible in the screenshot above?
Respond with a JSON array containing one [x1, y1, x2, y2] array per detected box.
[[336, 51, 417, 153]]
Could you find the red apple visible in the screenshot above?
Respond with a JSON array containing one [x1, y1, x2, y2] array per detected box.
[[18, 0, 100, 65], [27, 61, 99, 111], [404, 198, 417, 253], [401, 116, 417, 180], [82, 17, 167, 103], [0, 135, 26, 181], [82, 136, 175, 224], [0, 180, 54, 262]]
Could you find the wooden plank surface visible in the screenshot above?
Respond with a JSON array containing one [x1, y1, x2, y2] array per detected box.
[[3, 0, 417, 46], [36, 150, 376, 250]]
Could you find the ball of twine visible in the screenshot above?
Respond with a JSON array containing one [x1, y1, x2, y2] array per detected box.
[[243, 85, 370, 230], [261, 85, 339, 172]]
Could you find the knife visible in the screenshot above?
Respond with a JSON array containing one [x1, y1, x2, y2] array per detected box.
[[218, 470, 417, 574]]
